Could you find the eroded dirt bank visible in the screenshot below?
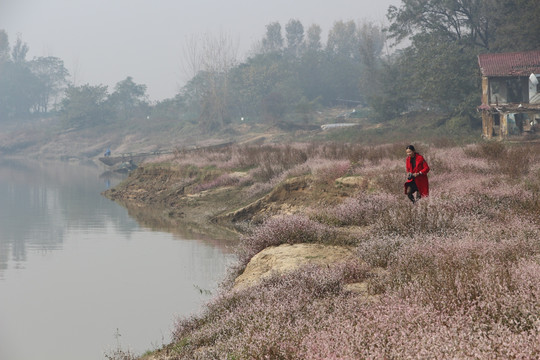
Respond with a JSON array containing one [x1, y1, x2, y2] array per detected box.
[[102, 161, 368, 239], [101, 158, 375, 291]]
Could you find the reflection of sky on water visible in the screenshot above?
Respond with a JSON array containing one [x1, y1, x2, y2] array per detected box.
[[0, 159, 236, 360]]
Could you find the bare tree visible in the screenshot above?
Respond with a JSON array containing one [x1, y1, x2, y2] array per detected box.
[[182, 32, 239, 80], [181, 31, 239, 130]]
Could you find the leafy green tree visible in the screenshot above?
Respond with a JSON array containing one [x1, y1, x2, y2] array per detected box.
[[227, 62, 261, 119], [326, 20, 358, 59], [367, 58, 409, 122], [323, 56, 363, 104], [295, 24, 327, 104], [305, 24, 323, 52], [0, 61, 41, 121], [0, 33, 41, 122], [297, 49, 326, 103], [261, 91, 287, 124], [488, 0, 540, 51], [0, 32, 63, 120], [228, 53, 290, 121], [318, 20, 365, 105], [261, 22, 284, 53], [237, 20, 371, 112], [28, 56, 69, 113], [357, 22, 385, 70], [151, 95, 185, 122], [285, 19, 305, 58], [380, 0, 502, 120], [386, 0, 493, 49], [60, 84, 110, 128], [0, 30, 9, 63], [399, 33, 479, 114], [357, 22, 387, 104], [109, 76, 148, 121], [181, 70, 230, 130], [11, 35, 29, 63]]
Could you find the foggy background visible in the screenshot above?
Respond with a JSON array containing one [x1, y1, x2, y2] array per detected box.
[[0, 0, 398, 101]]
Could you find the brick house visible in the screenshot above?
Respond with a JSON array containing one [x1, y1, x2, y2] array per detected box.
[[478, 50, 540, 139]]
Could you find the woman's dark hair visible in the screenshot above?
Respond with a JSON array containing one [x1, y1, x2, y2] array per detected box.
[[406, 145, 416, 152]]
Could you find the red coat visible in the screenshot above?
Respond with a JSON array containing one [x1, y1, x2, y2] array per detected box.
[[404, 153, 430, 197]]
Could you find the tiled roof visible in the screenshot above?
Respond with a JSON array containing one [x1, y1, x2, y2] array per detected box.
[[478, 50, 540, 77]]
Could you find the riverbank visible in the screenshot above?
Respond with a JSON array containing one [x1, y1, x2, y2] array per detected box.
[[103, 141, 540, 359], [102, 150, 367, 239]]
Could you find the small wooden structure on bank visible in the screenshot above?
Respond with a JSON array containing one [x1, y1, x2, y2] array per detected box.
[[478, 50, 540, 139]]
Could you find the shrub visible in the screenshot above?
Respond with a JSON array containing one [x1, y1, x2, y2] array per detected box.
[[236, 215, 338, 267], [384, 230, 540, 310], [471, 141, 507, 160], [373, 171, 403, 195], [373, 197, 460, 237], [499, 145, 532, 179], [311, 159, 350, 184], [316, 193, 397, 227], [356, 235, 404, 268], [297, 294, 540, 360], [172, 265, 352, 359]]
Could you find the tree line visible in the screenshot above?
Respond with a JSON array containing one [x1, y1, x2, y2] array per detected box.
[[1, 0, 539, 131], [0, 32, 68, 121]]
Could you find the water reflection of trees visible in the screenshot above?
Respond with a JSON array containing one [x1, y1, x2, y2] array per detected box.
[[0, 160, 65, 270], [0, 159, 238, 276], [0, 159, 135, 274]]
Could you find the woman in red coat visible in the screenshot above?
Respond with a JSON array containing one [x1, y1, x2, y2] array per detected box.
[[404, 145, 429, 203]]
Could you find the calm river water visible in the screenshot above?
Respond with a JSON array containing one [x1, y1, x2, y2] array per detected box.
[[0, 159, 235, 360]]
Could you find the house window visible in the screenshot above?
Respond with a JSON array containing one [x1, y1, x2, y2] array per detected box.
[[489, 77, 525, 104], [490, 78, 507, 103], [506, 78, 523, 103]]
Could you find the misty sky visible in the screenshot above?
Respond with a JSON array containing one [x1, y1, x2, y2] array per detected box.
[[1, 0, 400, 101]]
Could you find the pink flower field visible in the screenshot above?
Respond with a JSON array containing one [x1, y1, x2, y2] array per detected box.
[[145, 141, 540, 359]]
